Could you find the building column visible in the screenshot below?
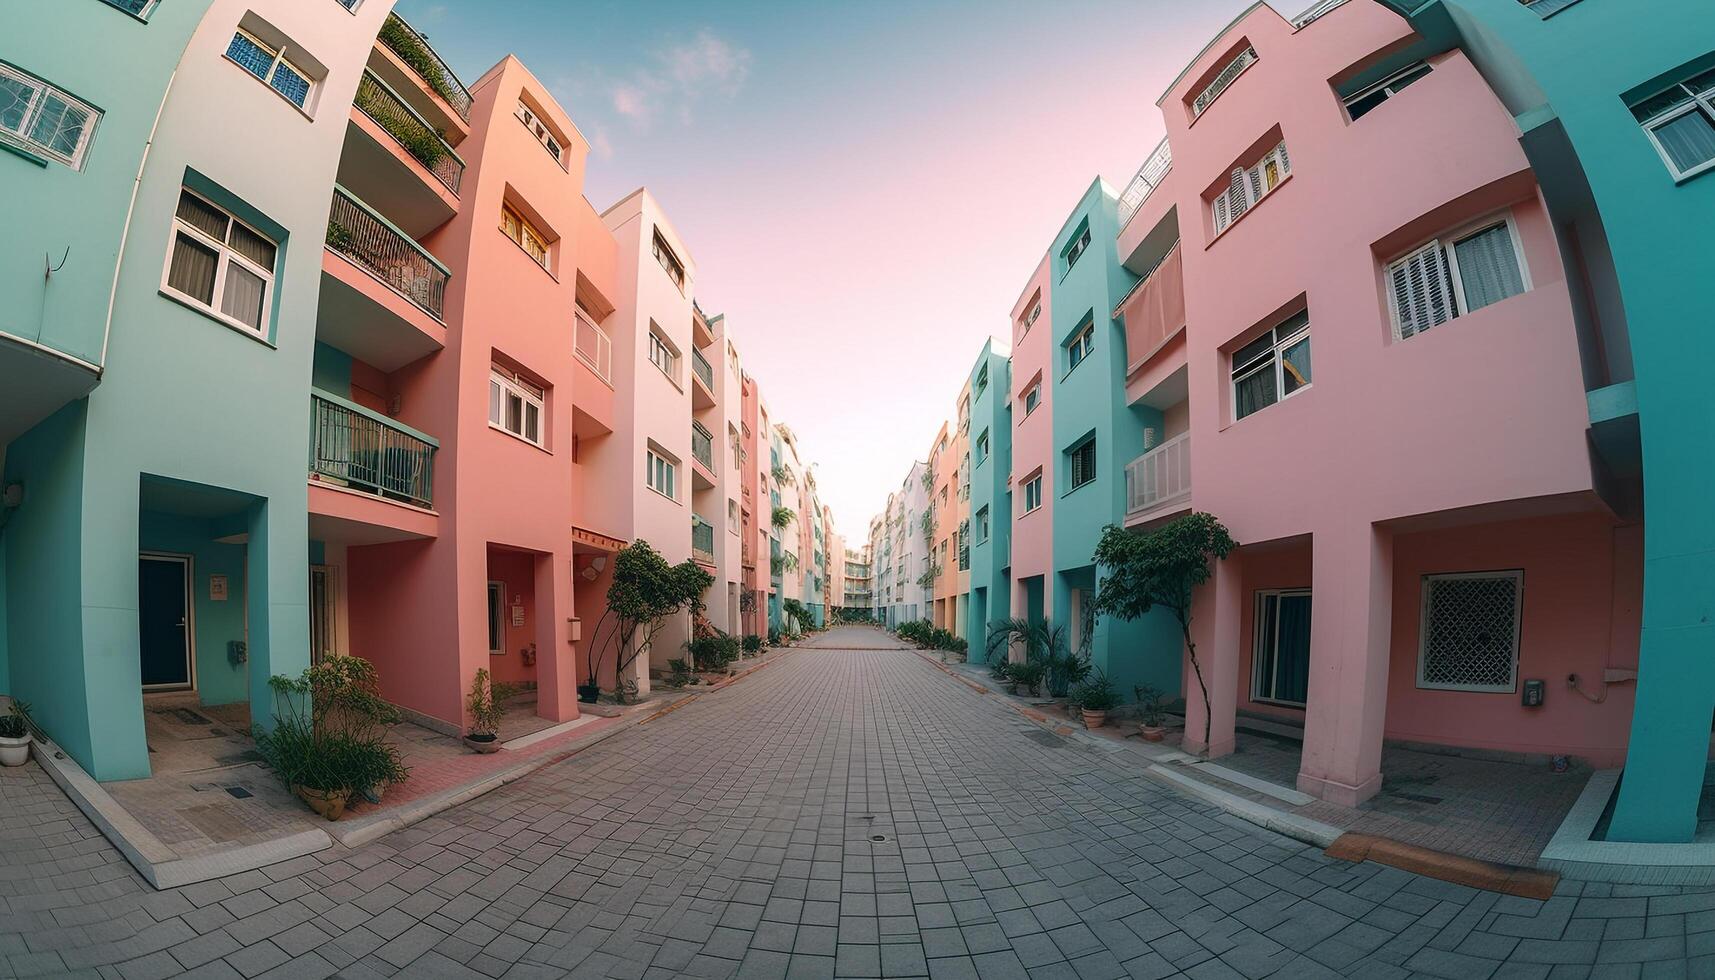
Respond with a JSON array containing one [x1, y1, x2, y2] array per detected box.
[[1297, 523, 1393, 807], [534, 552, 576, 722], [1182, 552, 1240, 758], [247, 497, 309, 733]]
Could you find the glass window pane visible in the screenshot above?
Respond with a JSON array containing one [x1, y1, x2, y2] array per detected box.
[[167, 233, 219, 304], [1281, 336, 1312, 395], [489, 379, 503, 424], [506, 391, 522, 433], [1453, 224, 1525, 312], [1653, 108, 1715, 174], [1631, 85, 1695, 123], [227, 222, 276, 271], [0, 73, 38, 134], [1231, 332, 1275, 375], [176, 192, 229, 241], [226, 32, 274, 81], [220, 262, 267, 330], [269, 62, 311, 109], [524, 402, 539, 444], [27, 94, 88, 160], [1234, 364, 1277, 420]]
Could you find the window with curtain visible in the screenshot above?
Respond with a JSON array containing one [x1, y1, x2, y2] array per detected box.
[[652, 230, 685, 291], [225, 29, 316, 111], [1386, 216, 1528, 340], [1252, 590, 1311, 706], [1068, 440, 1097, 491], [1342, 62, 1432, 121], [1631, 67, 1715, 181], [0, 62, 101, 169], [500, 204, 550, 269], [164, 189, 278, 335], [489, 367, 545, 446], [1212, 141, 1290, 234], [1231, 310, 1311, 421]]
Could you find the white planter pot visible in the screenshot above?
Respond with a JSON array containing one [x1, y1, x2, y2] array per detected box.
[[0, 735, 30, 767]]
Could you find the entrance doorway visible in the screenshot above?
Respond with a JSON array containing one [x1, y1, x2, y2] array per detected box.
[[139, 554, 194, 690], [1252, 589, 1311, 706]]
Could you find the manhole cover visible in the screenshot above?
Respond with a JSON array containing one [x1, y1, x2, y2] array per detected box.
[[225, 786, 253, 799], [869, 835, 888, 843]]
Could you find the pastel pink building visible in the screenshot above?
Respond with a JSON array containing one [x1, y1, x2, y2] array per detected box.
[[1113, 1, 1639, 805], [1007, 256, 1055, 634]]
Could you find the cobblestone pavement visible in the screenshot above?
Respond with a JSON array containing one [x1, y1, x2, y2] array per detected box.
[[5, 627, 1715, 979]]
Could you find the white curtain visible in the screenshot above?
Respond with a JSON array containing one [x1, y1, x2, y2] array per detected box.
[[1657, 109, 1715, 173], [220, 263, 266, 330], [1454, 224, 1524, 313]]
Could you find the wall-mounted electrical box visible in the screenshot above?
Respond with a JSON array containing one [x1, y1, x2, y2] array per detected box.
[[1522, 679, 1545, 707]]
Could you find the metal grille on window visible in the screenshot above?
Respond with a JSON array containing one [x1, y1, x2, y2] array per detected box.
[[1193, 46, 1256, 117], [1418, 573, 1521, 692]]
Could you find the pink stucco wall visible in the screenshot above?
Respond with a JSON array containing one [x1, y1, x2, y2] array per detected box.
[[1008, 255, 1054, 618]]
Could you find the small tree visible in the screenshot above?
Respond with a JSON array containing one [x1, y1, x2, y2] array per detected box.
[[1091, 512, 1235, 755], [585, 541, 713, 702], [772, 506, 796, 529]]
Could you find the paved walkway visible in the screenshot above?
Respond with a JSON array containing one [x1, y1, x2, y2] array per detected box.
[[4, 626, 1714, 978]]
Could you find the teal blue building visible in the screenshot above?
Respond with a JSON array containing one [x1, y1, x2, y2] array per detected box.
[[1047, 180, 1181, 701], [1382, 0, 1715, 842], [965, 340, 1012, 662]]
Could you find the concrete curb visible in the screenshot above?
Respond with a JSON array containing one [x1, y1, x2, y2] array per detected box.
[[1142, 764, 1344, 849], [1537, 771, 1715, 885], [1327, 833, 1560, 900]]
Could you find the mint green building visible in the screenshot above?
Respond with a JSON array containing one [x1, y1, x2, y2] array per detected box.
[[1382, 0, 1715, 842], [965, 340, 1012, 663]]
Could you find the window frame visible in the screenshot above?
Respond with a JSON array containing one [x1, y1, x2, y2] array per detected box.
[[1212, 141, 1291, 235], [514, 100, 567, 167], [1632, 70, 1715, 182], [159, 188, 279, 338], [1251, 589, 1312, 708], [651, 229, 686, 292], [645, 447, 679, 501], [1021, 381, 1042, 418], [1342, 61, 1433, 122], [1066, 321, 1096, 375], [500, 203, 551, 270], [225, 28, 317, 112], [975, 429, 990, 465], [1230, 310, 1311, 422], [1416, 569, 1524, 694], [487, 582, 506, 655], [1062, 224, 1092, 276], [1067, 438, 1097, 493], [1191, 44, 1258, 119], [488, 366, 546, 448], [1022, 474, 1043, 514], [648, 328, 681, 384], [0, 62, 100, 169], [1385, 213, 1531, 341], [975, 506, 990, 544]]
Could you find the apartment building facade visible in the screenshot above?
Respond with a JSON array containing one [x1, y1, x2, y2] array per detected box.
[[965, 340, 1011, 660]]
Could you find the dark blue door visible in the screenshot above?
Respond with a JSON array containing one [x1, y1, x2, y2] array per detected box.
[[139, 557, 190, 689]]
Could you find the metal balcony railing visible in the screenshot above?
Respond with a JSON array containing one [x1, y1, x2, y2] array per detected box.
[[327, 186, 448, 320], [354, 71, 464, 195], [692, 421, 714, 470], [377, 13, 473, 121], [310, 393, 437, 508], [1291, 0, 1351, 28], [1116, 136, 1173, 230], [1125, 432, 1191, 517], [574, 311, 612, 384], [692, 516, 716, 563], [691, 347, 715, 390]]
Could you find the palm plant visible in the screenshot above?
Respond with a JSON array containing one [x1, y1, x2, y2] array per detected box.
[[771, 463, 794, 486], [772, 506, 796, 529], [984, 618, 1089, 697]]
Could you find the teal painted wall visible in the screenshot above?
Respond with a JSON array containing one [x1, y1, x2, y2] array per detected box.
[[1046, 180, 1181, 702], [966, 342, 1012, 661], [139, 512, 250, 707], [1399, 0, 1715, 846]]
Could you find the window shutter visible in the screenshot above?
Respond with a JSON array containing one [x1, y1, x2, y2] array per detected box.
[[1276, 141, 1290, 175], [1227, 168, 1251, 222], [1389, 241, 1455, 340], [1213, 190, 1231, 232]]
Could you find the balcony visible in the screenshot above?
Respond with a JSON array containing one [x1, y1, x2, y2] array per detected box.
[[691, 421, 716, 489], [691, 347, 716, 408], [1124, 432, 1191, 526], [1116, 137, 1172, 231], [341, 71, 464, 237], [373, 13, 472, 138], [692, 301, 715, 348], [1117, 242, 1186, 378], [574, 311, 612, 385], [310, 393, 436, 507], [319, 187, 447, 372], [692, 516, 717, 566]]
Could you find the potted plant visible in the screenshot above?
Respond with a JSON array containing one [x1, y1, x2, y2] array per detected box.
[[1011, 660, 1045, 698], [577, 681, 601, 704], [1135, 684, 1168, 741], [254, 656, 408, 819], [1073, 670, 1119, 729], [0, 700, 34, 767], [464, 668, 516, 754]]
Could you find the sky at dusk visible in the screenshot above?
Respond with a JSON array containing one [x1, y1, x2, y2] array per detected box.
[[395, 0, 1270, 542]]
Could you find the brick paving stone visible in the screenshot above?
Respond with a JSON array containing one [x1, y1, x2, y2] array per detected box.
[[6, 630, 1715, 977]]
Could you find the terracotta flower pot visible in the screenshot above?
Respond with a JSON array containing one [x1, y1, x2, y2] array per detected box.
[[1140, 725, 1166, 742], [464, 734, 501, 754], [0, 735, 29, 767], [1082, 709, 1108, 729], [294, 785, 350, 821]]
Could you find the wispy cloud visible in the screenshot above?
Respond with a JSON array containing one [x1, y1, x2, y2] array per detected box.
[[606, 29, 752, 129]]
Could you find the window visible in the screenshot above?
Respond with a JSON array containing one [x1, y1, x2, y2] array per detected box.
[[1192, 45, 1257, 118], [1068, 440, 1097, 491], [652, 230, 685, 292], [648, 328, 679, 382], [226, 29, 314, 110], [976, 364, 989, 397], [1252, 590, 1311, 706], [487, 583, 505, 655], [1387, 217, 1528, 340], [1231, 310, 1310, 421], [729, 498, 740, 532], [1067, 320, 1095, 373], [500, 204, 550, 269], [646, 448, 678, 500], [514, 100, 563, 165], [1019, 298, 1042, 337], [0, 62, 100, 169], [1022, 381, 1041, 417], [1631, 66, 1715, 181], [163, 189, 278, 335], [1212, 141, 1291, 234], [489, 367, 545, 446], [975, 430, 990, 464], [976, 506, 990, 543], [102, 0, 160, 14], [1417, 571, 1522, 693], [1519, 0, 1584, 15], [1063, 223, 1092, 274], [1343, 62, 1432, 121]]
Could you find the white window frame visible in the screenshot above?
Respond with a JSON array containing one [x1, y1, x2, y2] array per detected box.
[[514, 100, 565, 166], [160, 188, 278, 337], [500, 203, 550, 270], [645, 447, 678, 501], [648, 328, 680, 384], [652, 230, 685, 292], [975, 430, 989, 464], [1023, 474, 1043, 514], [1192, 45, 1257, 118], [1230, 310, 1311, 422], [0, 62, 100, 169], [1632, 70, 1715, 182], [1342, 62, 1433, 122], [1022, 381, 1041, 418], [976, 506, 990, 543], [225, 28, 317, 112], [1066, 322, 1095, 374], [1212, 141, 1291, 234], [1385, 213, 1531, 341], [1251, 589, 1311, 708], [1020, 300, 1042, 336], [489, 367, 546, 447], [1416, 570, 1524, 694]]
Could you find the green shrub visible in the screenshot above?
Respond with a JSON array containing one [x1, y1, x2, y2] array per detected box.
[[1071, 670, 1119, 711], [688, 633, 740, 672], [742, 634, 763, 654], [1010, 660, 1046, 696], [378, 14, 464, 109]]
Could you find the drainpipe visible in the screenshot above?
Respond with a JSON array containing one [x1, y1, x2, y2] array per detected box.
[[98, 67, 180, 368]]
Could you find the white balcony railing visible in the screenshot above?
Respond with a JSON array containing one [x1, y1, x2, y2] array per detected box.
[[574, 311, 612, 384], [1116, 136, 1173, 230], [1292, 0, 1351, 28], [1125, 432, 1191, 517]]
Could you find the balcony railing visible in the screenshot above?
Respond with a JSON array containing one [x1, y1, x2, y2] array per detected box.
[[692, 516, 716, 563], [1291, 0, 1351, 28], [327, 186, 448, 320], [691, 347, 715, 390], [354, 71, 464, 195], [1125, 432, 1191, 517], [1116, 136, 1173, 230], [692, 421, 714, 471], [377, 13, 473, 121], [574, 311, 612, 384], [310, 393, 437, 509]]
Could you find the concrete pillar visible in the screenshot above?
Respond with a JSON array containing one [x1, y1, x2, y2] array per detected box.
[[1183, 552, 1240, 759], [1297, 523, 1393, 807], [534, 552, 577, 722], [248, 498, 309, 735]]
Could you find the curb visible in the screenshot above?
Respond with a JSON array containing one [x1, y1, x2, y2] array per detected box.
[[1326, 833, 1559, 900]]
